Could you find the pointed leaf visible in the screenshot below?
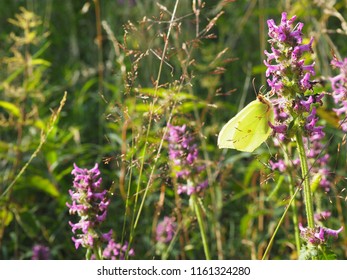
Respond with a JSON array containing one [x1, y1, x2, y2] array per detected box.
[[0, 101, 21, 118]]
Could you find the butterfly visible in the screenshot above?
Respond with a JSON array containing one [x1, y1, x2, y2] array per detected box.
[[218, 95, 274, 152]]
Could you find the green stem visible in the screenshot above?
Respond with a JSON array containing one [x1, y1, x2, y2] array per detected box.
[[86, 248, 92, 260], [318, 245, 328, 260], [289, 177, 301, 255], [295, 130, 315, 228], [283, 150, 301, 254], [288, 175, 301, 253], [162, 222, 182, 260], [262, 186, 300, 260], [191, 193, 211, 260], [92, 243, 103, 260]]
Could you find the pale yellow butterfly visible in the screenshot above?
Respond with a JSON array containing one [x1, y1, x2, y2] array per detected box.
[[218, 95, 274, 152]]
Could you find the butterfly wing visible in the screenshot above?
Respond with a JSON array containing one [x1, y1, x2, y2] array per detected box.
[[218, 100, 260, 150], [218, 98, 274, 152]]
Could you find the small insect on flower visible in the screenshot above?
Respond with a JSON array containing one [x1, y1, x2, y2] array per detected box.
[[218, 94, 274, 152]]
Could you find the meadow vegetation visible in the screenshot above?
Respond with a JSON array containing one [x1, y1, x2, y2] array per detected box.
[[0, 0, 347, 260]]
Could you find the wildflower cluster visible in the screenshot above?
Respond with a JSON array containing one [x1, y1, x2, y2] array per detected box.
[[314, 210, 331, 223], [299, 223, 343, 245], [101, 239, 134, 260], [67, 163, 109, 250], [265, 12, 331, 191], [67, 163, 133, 259], [264, 12, 343, 259], [330, 56, 347, 131], [299, 223, 343, 260], [156, 216, 177, 244], [31, 245, 50, 260], [167, 124, 208, 195], [264, 12, 323, 139]]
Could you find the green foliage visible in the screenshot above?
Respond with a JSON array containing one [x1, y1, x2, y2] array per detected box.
[[300, 243, 337, 260], [0, 1, 346, 260]]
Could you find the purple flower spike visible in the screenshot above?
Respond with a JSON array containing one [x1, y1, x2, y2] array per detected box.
[[329, 57, 347, 132], [264, 12, 316, 95], [264, 12, 332, 192], [299, 223, 343, 245], [269, 159, 286, 172], [314, 211, 331, 222], [67, 163, 110, 250], [167, 125, 207, 195], [32, 245, 50, 260], [102, 240, 135, 260], [67, 163, 134, 259], [156, 216, 177, 243]]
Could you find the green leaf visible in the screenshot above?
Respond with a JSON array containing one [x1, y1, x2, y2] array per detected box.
[[16, 176, 60, 198], [310, 173, 321, 193], [31, 176, 60, 197], [0, 67, 24, 90], [0, 141, 10, 152], [0, 209, 14, 226], [0, 101, 21, 118], [178, 100, 207, 113], [33, 119, 45, 130], [33, 41, 51, 59], [31, 58, 51, 67]]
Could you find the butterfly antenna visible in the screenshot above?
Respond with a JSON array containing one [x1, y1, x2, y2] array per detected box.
[[252, 78, 257, 97]]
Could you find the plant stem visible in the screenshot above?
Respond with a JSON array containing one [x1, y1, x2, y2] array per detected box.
[[288, 176, 301, 253], [86, 248, 92, 260], [283, 150, 301, 254], [295, 130, 315, 229], [262, 186, 300, 259], [191, 193, 211, 260], [92, 244, 103, 260]]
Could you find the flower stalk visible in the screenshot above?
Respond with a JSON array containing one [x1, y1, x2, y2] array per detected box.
[[67, 163, 134, 260], [191, 193, 211, 260], [263, 11, 344, 259], [166, 124, 209, 258], [295, 130, 315, 229]]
